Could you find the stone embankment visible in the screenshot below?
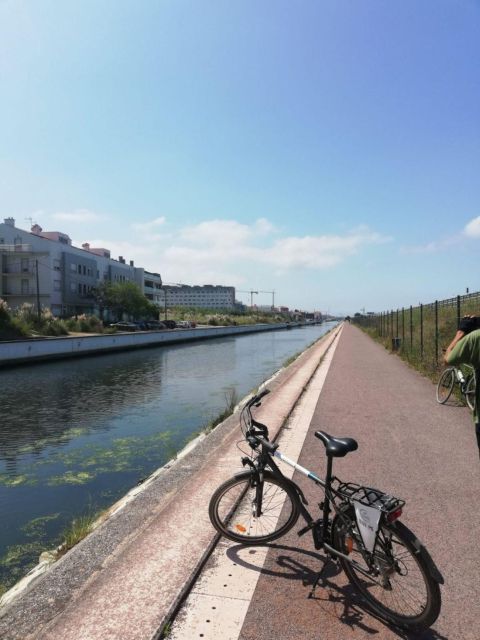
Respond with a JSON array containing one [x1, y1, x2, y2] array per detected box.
[[0, 324, 341, 640], [0, 322, 291, 367]]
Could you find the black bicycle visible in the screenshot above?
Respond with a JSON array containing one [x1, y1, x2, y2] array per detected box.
[[209, 389, 443, 631], [436, 364, 476, 411]]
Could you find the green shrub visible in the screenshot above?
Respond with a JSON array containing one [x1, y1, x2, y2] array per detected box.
[[0, 299, 29, 339]]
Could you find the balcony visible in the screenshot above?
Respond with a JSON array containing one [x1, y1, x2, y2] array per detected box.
[[0, 244, 33, 253], [0, 267, 34, 275]]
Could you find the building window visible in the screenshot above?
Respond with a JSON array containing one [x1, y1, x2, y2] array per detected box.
[[83, 265, 86, 275], [54, 259, 61, 271], [71, 283, 76, 293], [21, 279, 29, 294], [78, 264, 82, 273], [21, 258, 29, 272], [78, 283, 82, 294], [54, 280, 61, 291], [71, 263, 76, 272]]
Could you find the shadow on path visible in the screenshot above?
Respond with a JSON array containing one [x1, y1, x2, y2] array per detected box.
[[227, 544, 447, 640]]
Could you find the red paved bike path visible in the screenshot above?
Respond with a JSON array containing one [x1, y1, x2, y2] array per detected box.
[[238, 323, 479, 640]]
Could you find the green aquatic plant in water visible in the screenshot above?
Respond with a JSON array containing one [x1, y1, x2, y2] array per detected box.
[[21, 514, 60, 538], [2, 431, 176, 489], [0, 474, 32, 487], [48, 471, 95, 486], [0, 542, 45, 587]]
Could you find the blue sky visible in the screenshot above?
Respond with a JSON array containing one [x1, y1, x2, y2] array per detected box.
[[1, 1, 479, 314]]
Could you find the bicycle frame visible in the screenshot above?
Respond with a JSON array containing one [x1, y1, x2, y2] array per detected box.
[[249, 442, 413, 589], [241, 391, 405, 578]]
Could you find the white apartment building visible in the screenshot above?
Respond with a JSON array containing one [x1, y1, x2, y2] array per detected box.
[[159, 284, 235, 310], [0, 218, 162, 317]]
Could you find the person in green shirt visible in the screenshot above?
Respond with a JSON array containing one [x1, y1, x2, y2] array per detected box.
[[444, 317, 480, 454]]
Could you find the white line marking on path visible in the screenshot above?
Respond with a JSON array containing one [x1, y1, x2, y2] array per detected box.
[[169, 332, 342, 640]]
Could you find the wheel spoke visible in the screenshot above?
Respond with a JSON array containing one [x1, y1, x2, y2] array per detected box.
[[211, 473, 298, 542]]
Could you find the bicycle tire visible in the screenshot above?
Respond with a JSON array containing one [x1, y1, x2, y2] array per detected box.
[[465, 374, 476, 412], [209, 470, 300, 544], [436, 368, 455, 404], [332, 511, 441, 631]]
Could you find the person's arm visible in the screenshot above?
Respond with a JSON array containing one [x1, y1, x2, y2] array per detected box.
[[444, 330, 465, 364]]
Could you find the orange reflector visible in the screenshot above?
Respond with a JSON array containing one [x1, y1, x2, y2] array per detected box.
[[345, 536, 353, 554], [235, 524, 247, 533]]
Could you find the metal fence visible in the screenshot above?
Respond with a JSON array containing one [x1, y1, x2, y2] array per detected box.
[[354, 290, 480, 373]]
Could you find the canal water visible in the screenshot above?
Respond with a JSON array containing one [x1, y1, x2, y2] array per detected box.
[[0, 322, 336, 590]]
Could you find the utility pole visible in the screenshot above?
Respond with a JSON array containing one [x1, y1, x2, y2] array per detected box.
[[35, 259, 41, 320]]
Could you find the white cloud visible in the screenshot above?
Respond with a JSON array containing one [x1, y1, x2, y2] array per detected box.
[[131, 217, 166, 232], [400, 241, 441, 255], [180, 219, 253, 247], [51, 209, 107, 223], [464, 216, 480, 238], [159, 221, 390, 282], [261, 230, 390, 269], [73, 217, 390, 287]]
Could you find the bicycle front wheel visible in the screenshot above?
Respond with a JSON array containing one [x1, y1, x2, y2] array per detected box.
[[209, 471, 300, 544], [436, 368, 455, 404], [465, 375, 476, 412], [333, 514, 441, 631]]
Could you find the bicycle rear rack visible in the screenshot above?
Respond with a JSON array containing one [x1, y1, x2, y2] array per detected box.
[[336, 480, 405, 513]]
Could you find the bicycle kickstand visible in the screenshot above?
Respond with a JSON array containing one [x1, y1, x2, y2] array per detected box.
[[307, 557, 334, 599]]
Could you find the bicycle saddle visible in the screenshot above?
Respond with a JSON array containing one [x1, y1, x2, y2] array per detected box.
[[314, 431, 358, 457]]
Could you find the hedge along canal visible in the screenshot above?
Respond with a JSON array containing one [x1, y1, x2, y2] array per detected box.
[[0, 322, 337, 592]]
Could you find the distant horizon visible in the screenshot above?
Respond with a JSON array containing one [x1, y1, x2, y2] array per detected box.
[[1, 2, 478, 315]]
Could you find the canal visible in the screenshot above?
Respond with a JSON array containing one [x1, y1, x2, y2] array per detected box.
[[0, 322, 336, 591]]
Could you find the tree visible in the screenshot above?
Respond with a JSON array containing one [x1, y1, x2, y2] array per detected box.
[[93, 282, 158, 320]]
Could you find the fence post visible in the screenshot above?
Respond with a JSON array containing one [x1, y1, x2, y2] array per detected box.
[[396, 308, 399, 336], [420, 304, 424, 360], [391, 310, 394, 338], [402, 307, 405, 345], [457, 295, 461, 327], [410, 305, 413, 349], [435, 300, 438, 367]]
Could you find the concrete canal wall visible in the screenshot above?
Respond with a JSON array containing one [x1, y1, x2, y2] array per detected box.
[[0, 323, 290, 367]]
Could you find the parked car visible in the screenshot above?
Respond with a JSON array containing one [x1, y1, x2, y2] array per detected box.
[[145, 320, 166, 330], [163, 320, 177, 329], [133, 320, 149, 330], [177, 320, 193, 328], [109, 322, 138, 332]]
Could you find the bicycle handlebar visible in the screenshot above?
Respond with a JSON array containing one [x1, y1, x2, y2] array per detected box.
[[246, 433, 278, 453], [248, 388, 270, 407]]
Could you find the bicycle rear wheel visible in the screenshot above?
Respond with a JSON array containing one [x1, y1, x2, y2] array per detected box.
[[333, 513, 441, 631], [209, 470, 300, 544], [465, 375, 476, 412], [436, 368, 455, 404]]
